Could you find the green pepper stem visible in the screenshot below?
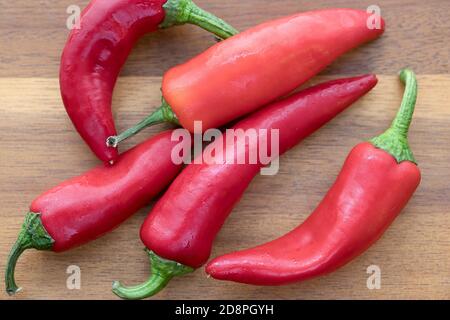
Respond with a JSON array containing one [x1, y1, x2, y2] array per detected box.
[[5, 212, 54, 295], [112, 249, 194, 300], [370, 69, 418, 163], [161, 0, 238, 39], [106, 99, 178, 148]]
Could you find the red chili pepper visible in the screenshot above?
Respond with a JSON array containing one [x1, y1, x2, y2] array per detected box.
[[108, 9, 384, 148], [206, 69, 420, 286], [60, 0, 237, 163], [111, 74, 378, 299], [4, 131, 184, 295]]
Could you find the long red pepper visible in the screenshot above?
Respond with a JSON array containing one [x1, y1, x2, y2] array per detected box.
[[60, 0, 237, 163], [206, 69, 420, 286], [111, 74, 378, 299], [5, 131, 184, 295], [108, 9, 384, 148]]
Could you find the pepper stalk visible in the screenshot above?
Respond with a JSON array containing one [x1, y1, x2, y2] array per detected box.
[[370, 69, 418, 163], [112, 250, 193, 300], [107, 99, 177, 148], [5, 212, 54, 295], [162, 0, 238, 40]]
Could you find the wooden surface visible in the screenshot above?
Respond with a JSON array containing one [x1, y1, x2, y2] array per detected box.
[[0, 0, 449, 300]]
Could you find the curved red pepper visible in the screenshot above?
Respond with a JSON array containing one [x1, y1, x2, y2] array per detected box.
[[112, 74, 378, 299], [5, 131, 184, 295], [206, 69, 421, 286], [109, 9, 384, 147], [60, 0, 237, 163]]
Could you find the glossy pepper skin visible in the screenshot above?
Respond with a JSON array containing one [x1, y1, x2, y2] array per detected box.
[[112, 74, 378, 299], [206, 69, 421, 286], [60, 0, 237, 163], [5, 131, 184, 295], [109, 9, 384, 146]]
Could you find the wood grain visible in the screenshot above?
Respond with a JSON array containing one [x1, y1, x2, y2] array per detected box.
[[1, 0, 449, 300], [0, 75, 449, 300], [0, 0, 449, 78]]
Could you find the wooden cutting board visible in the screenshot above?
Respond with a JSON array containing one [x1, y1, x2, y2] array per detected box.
[[0, 0, 449, 300]]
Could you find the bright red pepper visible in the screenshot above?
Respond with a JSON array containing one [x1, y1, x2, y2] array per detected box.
[[108, 9, 384, 147], [112, 74, 378, 299], [5, 131, 184, 295], [60, 0, 237, 163], [206, 69, 421, 286]]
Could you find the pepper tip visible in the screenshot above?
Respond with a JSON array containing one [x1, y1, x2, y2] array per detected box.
[[6, 286, 21, 296], [106, 136, 118, 148], [111, 280, 120, 291], [111, 280, 128, 299]]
